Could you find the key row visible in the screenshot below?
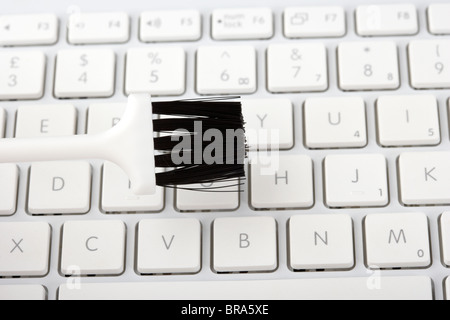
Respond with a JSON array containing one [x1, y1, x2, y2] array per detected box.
[[1, 4, 450, 47], [1, 40, 450, 101], [0, 276, 437, 300], [0, 212, 441, 277], [3, 150, 450, 215], [1, 94, 445, 150]]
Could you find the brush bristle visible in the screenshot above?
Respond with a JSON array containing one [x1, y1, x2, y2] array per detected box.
[[152, 97, 247, 190]]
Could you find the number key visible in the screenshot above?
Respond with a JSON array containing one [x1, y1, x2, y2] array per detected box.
[[409, 40, 450, 89], [196, 46, 256, 95], [54, 49, 116, 98], [338, 41, 400, 91], [0, 51, 46, 100], [267, 43, 328, 93], [125, 47, 186, 96]]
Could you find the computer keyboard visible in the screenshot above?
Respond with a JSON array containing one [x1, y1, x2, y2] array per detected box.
[[0, 0, 450, 300]]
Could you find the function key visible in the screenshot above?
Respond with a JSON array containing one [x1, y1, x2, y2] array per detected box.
[[212, 8, 273, 40], [140, 10, 201, 42], [428, 4, 450, 35], [356, 4, 418, 36], [68, 12, 130, 44], [284, 6, 346, 38], [0, 14, 58, 46]]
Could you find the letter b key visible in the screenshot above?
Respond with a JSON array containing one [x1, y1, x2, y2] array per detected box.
[[213, 217, 277, 273]]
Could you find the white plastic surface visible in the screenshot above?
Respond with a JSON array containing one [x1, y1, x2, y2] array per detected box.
[[0, 0, 449, 301]]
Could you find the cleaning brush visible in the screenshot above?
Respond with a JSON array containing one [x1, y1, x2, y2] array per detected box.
[[0, 94, 247, 195]]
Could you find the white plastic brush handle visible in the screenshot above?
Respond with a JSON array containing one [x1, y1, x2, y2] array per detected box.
[[0, 94, 156, 195]]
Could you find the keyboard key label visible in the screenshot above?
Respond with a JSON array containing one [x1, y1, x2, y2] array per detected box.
[[365, 212, 431, 269], [289, 214, 354, 270], [324, 154, 389, 208], [212, 8, 274, 40], [197, 46, 256, 95], [137, 219, 201, 274], [267, 43, 328, 93], [61, 220, 126, 276], [140, 10, 201, 42], [126, 47, 186, 96], [338, 41, 399, 91], [0, 51, 46, 100], [284, 6, 346, 38], [409, 40, 450, 89], [213, 217, 277, 273], [0, 222, 51, 277], [398, 152, 450, 205]]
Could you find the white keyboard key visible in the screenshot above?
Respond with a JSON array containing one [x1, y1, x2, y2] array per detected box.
[[54, 49, 115, 98], [409, 40, 450, 89], [125, 47, 186, 96], [102, 162, 164, 213], [0, 107, 5, 137], [377, 95, 440, 147], [242, 99, 294, 150], [289, 214, 354, 271], [15, 104, 77, 138], [213, 217, 277, 273], [0, 222, 51, 277], [58, 276, 433, 300], [428, 4, 450, 35], [87, 103, 126, 134], [324, 154, 389, 208], [0, 51, 46, 100], [250, 155, 314, 210], [212, 8, 273, 40], [68, 12, 129, 44], [0, 164, 19, 216], [137, 219, 201, 274], [284, 6, 346, 38], [356, 4, 418, 36], [0, 14, 58, 46], [28, 162, 92, 215], [60, 220, 126, 276], [267, 43, 328, 93], [196, 46, 256, 95], [398, 152, 450, 206], [140, 10, 201, 42], [0, 285, 47, 300], [338, 41, 400, 91], [176, 181, 239, 212], [440, 212, 450, 267], [304, 97, 367, 149], [364, 212, 431, 269]]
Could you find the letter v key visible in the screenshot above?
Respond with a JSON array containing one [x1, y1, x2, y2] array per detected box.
[[162, 235, 175, 250]]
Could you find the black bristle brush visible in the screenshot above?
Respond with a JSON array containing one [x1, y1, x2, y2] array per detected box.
[[0, 94, 247, 195]]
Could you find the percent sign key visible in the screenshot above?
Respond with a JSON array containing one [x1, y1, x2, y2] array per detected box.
[[148, 52, 162, 84], [148, 52, 162, 64]]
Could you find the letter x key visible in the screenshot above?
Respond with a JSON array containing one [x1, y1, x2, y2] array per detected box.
[[10, 239, 23, 253]]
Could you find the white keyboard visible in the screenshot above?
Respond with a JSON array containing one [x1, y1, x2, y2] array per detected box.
[[0, 0, 449, 300]]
